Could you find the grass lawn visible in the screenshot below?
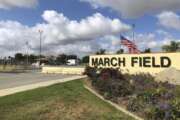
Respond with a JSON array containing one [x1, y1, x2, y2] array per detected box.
[[0, 80, 134, 120]]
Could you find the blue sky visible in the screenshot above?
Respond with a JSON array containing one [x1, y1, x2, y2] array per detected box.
[[0, 0, 96, 25], [0, 0, 158, 32], [0, 0, 180, 56]]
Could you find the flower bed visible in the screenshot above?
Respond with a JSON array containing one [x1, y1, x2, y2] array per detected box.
[[84, 66, 180, 120]]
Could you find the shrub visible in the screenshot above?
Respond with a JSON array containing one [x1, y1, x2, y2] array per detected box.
[[84, 66, 98, 79], [138, 88, 158, 105], [95, 68, 134, 98], [131, 73, 159, 92], [152, 102, 174, 120], [84, 67, 134, 98], [84, 66, 98, 85], [127, 97, 145, 112], [144, 106, 157, 120], [171, 98, 180, 119], [84, 67, 179, 119], [99, 68, 125, 80], [144, 102, 176, 120]]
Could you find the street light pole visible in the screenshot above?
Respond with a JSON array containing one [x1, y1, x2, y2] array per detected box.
[[39, 30, 43, 65], [25, 41, 29, 66]]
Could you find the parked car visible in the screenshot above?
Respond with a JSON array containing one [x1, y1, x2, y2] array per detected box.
[[66, 59, 78, 66]]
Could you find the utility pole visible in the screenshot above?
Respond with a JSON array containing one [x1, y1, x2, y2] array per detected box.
[[39, 30, 43, 65], [25, 41, 29, 66]]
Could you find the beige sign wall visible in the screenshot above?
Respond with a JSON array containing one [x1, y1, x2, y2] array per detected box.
[[89, 53, 180, 75]]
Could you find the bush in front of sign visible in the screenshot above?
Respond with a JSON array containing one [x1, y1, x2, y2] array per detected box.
[[84, 66, 98, 79], [126, 75, 179, 120], [171, 98, 180, 119], [127, 97, 145, 112], [84, 66, 180, 120], [84, 66, 134, 101], [84, 66, 98, 86]]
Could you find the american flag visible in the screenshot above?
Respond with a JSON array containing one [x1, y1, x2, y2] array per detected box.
[[120, 36, 140, 54], [121, 36, 136, 48]]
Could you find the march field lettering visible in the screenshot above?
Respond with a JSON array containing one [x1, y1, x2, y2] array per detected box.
[[89, 53, 180, 74]]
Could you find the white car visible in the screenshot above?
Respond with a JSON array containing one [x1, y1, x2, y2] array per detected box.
[[66, 59, 77, 66]]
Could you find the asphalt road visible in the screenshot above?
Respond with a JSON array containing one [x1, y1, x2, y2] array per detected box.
[[0, 72, 77, 90]]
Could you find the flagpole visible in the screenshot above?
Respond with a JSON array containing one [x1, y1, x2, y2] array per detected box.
[[120, 34, 123, 54], [120, 34, 122, 51], [132, 24, 135, 54], [132, 24, 135, 44]]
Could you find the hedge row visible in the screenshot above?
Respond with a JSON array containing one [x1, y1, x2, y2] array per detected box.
[[84, 67, 180, 120]]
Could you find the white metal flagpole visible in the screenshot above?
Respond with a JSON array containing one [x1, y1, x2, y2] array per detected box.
[[120, 34, 123, 53], [132, 24, 135, 44]]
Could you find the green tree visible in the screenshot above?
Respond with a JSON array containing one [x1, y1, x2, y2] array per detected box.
[[162, 41, 180, 52], [82, 56, 89, 64], [15, 53, 24, 63], [47, 55, 56, 65], [67, 55, 77, 59], [143, 48, 151, 53], [29, 54, 38, 64], [56, 54, 67, 65], [116, 49, 124, 54], [96, 49, 106, 55]]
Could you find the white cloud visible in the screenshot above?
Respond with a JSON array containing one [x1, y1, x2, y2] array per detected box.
[[49, 32, 180, 55], [0, 21, 36, 56], [81, 0, 180, 18], [0, 10, 131, 56], [134, 31, 180, 51], [102, 31, 177, 53], [157, 11, 180, 30], [156, 29, 170, 36], [135, 33, 158, 49], [40, 10, 131, 45], [2, 10, 179, 57], [0, 0, 38, 9]]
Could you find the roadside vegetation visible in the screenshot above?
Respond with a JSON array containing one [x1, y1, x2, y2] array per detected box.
[[84, 67, 180, 120], [0, 80, 134, 120]]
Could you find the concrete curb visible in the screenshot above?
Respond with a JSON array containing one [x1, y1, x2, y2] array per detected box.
[[0, 76, 86, 97], [84, 85, 144, 120]]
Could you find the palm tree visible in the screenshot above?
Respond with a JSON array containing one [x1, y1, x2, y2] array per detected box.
[[162, 41, 180, 52]]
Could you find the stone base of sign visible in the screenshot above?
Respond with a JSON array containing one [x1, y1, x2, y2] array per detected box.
[[84, 85, 144, 120]]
